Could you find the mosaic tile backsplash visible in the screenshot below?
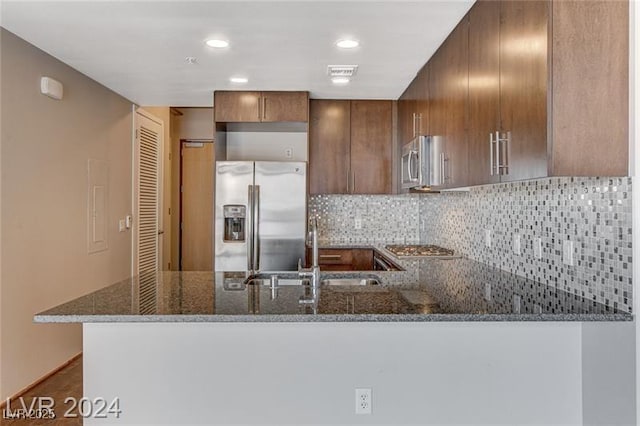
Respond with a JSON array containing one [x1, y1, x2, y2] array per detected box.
[[308, 194, 419, 244], [309, 177, 633, 313]]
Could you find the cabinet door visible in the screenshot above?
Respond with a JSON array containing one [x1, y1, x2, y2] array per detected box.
[[350, 100, 393, 194], [499, 0, 548, 182], [429, 18, 469, 188], [261, 91, 309, 122], [213, 91, 261, 122], [309, 100, 351, 194], [468, 0, 501, 186], [397, 92, 409, 145], [414, 64, 430, 136], [351, 249, 374, 270], [550, 0, 628, 176]]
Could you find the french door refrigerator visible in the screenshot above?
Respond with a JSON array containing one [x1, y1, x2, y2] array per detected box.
[[214, 161, 307, 272]]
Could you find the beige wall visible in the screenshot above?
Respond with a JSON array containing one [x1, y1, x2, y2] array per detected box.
[[140, 107, 172, 270], [0, 29, 133, 399]]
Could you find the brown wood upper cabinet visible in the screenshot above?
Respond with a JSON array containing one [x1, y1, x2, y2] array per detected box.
[[467, 0, 628, 185], [467, 0, 548, 185], [309, 99, 392, 195], [429, 18, 469, 189], [402, 0, 628, 189], [214, 91, 309, 123], [397, 65, 429, 146]]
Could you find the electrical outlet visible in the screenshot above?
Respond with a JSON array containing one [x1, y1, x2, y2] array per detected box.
[[534, 237, 542, 259], [484, 283, 492, 302], [562, 240, 574, 266], [513, 294, 521, 314], [355, 388, 372, 415], [513, 233, 521, 255], [484, 229, 492, 248], [284, 147, 293, 158], [354, 217, 362, 230]]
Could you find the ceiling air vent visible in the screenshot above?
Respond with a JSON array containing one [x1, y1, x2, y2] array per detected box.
[[327, 65, 359, 77]]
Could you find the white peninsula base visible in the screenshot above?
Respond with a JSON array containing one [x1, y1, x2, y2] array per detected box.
[[83, 321, 635, 425]]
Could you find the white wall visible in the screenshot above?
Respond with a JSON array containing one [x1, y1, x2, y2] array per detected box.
[[582, 322, 636, 425], [85, 322, 585, 425], [0, 29, 133, 400]]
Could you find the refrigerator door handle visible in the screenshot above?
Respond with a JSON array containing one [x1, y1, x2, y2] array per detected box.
[[253, 185, 261, 271], [247, 185, 254, 271]]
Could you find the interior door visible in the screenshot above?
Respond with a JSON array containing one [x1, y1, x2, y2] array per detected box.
[[134, 110, 164, 276], [180, 141, 214, 271]]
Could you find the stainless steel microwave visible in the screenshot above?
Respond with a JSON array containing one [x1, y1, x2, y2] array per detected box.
[[401, 135, 445, 189]]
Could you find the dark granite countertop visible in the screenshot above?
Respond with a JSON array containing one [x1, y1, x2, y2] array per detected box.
[[34, 244, 631, 323]]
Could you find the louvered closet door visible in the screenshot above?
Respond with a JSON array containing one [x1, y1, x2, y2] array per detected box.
[[135, 111, 163, 276]]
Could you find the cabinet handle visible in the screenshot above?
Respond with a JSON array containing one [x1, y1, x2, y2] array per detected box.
[[262, 97, 267, 120], [440, 152, 445, 184], [412, 113, 417, 138], [319, 255, 342, 259], [490, 133, 495, 176], [352, 171, 356, 193], [494, 131, 510, 175], [494, 131, 501, 175], [502, 131, 510, 175]]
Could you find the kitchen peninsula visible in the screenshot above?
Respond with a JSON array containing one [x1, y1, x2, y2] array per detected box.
[[35, 249, 635, 425]]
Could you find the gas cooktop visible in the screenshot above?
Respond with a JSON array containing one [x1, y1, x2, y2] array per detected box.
[[385, 244, 455, 258]]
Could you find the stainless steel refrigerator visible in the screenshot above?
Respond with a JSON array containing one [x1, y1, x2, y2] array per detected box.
[[214, 161, 307, 272]]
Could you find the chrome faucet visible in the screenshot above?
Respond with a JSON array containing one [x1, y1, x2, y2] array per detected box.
[[299, 218, 320, 297]]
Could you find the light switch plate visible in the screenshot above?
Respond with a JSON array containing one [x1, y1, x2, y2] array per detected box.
[[534, 237, 542, 259], [562, 240, 574, 266], [118, 219, 125, 232]]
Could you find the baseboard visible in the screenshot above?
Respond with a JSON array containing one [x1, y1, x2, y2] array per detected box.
[[0, 352, 82, 409]]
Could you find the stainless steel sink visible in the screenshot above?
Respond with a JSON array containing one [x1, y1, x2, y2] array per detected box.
[[244, 273, 381, 287], [321, 278, 380, 286]]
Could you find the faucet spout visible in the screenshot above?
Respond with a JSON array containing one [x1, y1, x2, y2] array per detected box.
[[299, 218, 321, 295], [311, 218, 319, 269]]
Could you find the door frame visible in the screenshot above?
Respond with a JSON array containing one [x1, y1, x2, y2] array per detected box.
[[178, 139, 214, 270]]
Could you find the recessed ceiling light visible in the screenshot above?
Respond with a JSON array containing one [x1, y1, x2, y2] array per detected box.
[[336, 39, 359, 49], [230, 77, 248, 84], [331, 77, 350, 85], [206, 39, 229, 48]]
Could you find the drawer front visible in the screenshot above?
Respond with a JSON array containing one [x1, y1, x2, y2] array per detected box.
[[318, 249, 353, 265]]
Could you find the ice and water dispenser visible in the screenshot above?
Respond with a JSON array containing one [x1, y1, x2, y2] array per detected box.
[[223, 205, 246, 242]]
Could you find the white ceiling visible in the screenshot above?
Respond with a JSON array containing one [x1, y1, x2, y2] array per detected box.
[[1, 1, 475, 106]]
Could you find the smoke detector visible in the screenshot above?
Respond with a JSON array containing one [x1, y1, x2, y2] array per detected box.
[[327, 65, 359, 78]]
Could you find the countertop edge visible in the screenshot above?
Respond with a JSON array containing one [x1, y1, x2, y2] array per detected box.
[[34, 313, 633, 324]]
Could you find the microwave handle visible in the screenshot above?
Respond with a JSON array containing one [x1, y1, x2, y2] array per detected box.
[[407, 150, 417, 181]]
